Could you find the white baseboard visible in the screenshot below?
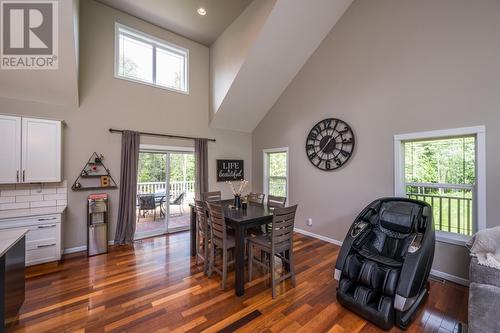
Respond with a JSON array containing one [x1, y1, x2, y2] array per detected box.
[[294, 227, 470, 287], [63, 240, 115, 255], [430, 269, 469, 286], [294, 227, 343, 246]]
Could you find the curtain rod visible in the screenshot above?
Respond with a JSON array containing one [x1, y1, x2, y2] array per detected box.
[[109, 128, 216, 142]]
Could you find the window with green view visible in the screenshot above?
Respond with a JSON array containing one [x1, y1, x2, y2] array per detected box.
[[404, 136, 475, 235], [266, 151, 287, 198]]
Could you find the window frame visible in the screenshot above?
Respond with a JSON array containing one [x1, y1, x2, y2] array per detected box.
[[263, 147, 289, 204], [394, 126, 486, 246], [114, 22, 189, 94]]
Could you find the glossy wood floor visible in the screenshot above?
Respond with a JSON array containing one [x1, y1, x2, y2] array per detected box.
[[8, 232, 468, 333]]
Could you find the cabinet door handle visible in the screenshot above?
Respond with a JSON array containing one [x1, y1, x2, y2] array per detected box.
[[22, 170, 25, 182], [16, 170, 19, 182], [37, 224, 56, 228], [37, 243, 56, 248], [38, 217, 57, 221]]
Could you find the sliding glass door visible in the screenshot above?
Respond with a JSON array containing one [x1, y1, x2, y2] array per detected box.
[[135, 146, 194, 239]]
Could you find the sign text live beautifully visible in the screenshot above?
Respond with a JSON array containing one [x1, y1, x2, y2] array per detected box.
[[217, 160, 244, 182]]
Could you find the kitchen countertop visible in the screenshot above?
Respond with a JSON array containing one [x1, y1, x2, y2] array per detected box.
[[0, 206, 67, 220], [0, 229, 28, 257]]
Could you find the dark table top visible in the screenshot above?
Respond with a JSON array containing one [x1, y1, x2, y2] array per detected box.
[[190, 200, 274, 225]]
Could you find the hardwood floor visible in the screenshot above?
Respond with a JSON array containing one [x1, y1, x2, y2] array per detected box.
[[7, 232, 468, 333]]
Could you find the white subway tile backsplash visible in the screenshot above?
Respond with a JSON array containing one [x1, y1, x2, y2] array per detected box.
[[0, 202, 29, 210], [0, 181, 67, 211], [30, 200, 57, 208], [56, 199, 67, 206], [1, 189, 30, 196], [16, 195, 44, 203], [0, 197, 15, 204], [43, 193, 66, 201]]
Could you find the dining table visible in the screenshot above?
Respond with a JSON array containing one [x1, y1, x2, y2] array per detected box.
[[189, 200, 275, 296]]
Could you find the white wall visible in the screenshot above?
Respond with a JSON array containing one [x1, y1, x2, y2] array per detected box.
[[252, 0, 500, 280], [0, 0, 252, 249]]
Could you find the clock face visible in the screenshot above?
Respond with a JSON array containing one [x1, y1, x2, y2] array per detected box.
[[305, 118, 355, 171]]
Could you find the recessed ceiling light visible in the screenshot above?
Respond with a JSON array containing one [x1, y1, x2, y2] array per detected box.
[[197, 7, 207, 16]]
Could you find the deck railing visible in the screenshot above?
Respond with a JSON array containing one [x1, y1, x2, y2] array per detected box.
[[138, 181, 195, 201], [406, 182, 474, 236]]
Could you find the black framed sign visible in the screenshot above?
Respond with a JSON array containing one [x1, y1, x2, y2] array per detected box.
[[217, 160, 244, 182]]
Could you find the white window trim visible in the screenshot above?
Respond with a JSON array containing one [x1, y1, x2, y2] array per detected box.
[[263, 147, 289, 204], [114, 22, 189, 95], [394, 126, 486, 246], [140, 144, 194, 153]]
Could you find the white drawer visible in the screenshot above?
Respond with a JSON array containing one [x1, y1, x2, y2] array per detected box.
[[26, 223, 59, 242], [27, 244, 59, 266]]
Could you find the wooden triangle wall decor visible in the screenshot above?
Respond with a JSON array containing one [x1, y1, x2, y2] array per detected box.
[[71, 152, 118, 191]]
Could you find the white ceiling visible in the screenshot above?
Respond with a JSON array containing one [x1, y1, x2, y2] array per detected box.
[[96, 0, 253, 45]]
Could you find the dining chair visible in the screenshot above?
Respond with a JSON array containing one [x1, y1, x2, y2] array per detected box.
[[137, 194, 156, 222], [247, 204, 298, 298], [206, 201, 235, 290], [194, 199, 210, 274], [202, 191, 222, 203], [267, 195, 286, 208], [247, 192, 265, 205]]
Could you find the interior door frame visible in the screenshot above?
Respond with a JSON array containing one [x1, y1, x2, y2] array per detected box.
[[135, 144, 194, 239]]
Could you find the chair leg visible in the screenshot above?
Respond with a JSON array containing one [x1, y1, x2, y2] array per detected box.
[[208, 243, 214, 278], [203, 236, 209, 274], [289, 248, 296, 287], [248, 242, 253, 282], [195, 230, 200, 265], [221, 248, 227, 290], [270, 252, 276, 299]]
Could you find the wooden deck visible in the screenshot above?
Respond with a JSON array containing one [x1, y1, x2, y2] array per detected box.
[[7, 232, 468, 332]]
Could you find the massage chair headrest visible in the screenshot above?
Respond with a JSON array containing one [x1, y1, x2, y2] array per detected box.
[[379, 201, 421, 234]]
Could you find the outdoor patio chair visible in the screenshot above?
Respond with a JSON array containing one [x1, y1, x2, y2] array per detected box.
[[169, 192, 185, 216], [138, 194, 157, 222]]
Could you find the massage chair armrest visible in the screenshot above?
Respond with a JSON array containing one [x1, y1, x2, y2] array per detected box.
[[396, 227, 435, 301], [334, 221, 371, 281]]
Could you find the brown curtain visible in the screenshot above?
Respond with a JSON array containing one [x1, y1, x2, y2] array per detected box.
[[115, 130, 140, 245], [194, 138, 208, 199]]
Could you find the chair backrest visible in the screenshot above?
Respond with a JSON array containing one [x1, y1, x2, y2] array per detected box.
[[271, 205, 297, 251], [138, 195, 156, 210], [194, 199, 208, 235], [202, 191, 221, 203], [268, 195, 286, 208], [248, 192, 265, 205], [206, 201, 226, 247], [172, 192, 185, 205]]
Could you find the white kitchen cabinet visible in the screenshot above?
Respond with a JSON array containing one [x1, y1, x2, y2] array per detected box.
[[0, 213, 63, 266], [0, 115, 21, 183], [0, 116, 61, 184], [22, 117, 62, 183]]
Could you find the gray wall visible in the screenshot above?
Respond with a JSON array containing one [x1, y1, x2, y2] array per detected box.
[[252, 0, 500, 280], [0, 0, 252, 250]]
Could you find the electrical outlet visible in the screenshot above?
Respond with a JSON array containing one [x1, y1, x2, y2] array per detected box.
[[307, 218, 313, 226]]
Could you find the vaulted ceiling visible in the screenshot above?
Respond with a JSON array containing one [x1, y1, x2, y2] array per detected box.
[[96, 0, 253, 46]]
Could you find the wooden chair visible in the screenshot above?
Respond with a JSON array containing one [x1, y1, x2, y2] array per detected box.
[[263, 195, 287, 233], [206, 201, 235, 290], [202, 191, 222, 203], [194, 200, 210, 274], [267, 195, 286, 208], [247, 192, 265, 205], [248, 205, 298, 298]]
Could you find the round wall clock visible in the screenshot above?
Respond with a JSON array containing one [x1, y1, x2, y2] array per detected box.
[[305, 118, 355, 171]]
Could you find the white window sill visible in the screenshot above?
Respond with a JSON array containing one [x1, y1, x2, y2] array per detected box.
[[436, 230, 471, 246]]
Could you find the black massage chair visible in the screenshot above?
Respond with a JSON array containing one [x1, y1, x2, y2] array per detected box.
[[334, 198, 435, 330]]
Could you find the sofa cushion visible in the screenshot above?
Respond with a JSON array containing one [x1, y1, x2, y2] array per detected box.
[[469, 282, 500, 333], [470, 257, 500, 288]]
